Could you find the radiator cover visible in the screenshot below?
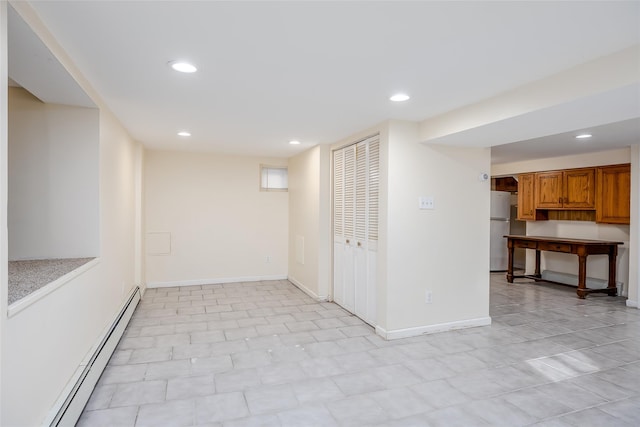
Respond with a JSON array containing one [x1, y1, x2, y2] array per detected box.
[[49, 286, 141, 427]]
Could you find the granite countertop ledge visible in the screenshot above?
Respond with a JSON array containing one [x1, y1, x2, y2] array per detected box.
[[8, 258, 95, 305]]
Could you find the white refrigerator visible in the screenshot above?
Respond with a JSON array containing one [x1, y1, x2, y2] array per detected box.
[[490, 191, 511, 271]]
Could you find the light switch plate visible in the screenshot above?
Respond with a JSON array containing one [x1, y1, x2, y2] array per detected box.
[[419, 196, 435, 210]]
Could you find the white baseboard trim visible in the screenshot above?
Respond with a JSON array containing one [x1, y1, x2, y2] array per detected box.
[[626, 299, 638, 308], [146, 274, 288, 289], [138, 283, 148, 298], [288, 276, 329, 302], [375, 316, 492, 340]]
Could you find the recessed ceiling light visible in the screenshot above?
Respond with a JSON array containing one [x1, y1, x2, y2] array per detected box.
[[289, 140, 301, 145], [575, 134, 592, 139], [390, 93, 410, 102], [169, 61, 197, 73], [177, 131, 191, 137]]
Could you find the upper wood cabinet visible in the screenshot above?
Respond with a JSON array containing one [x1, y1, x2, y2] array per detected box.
[[564, 168, 596, 208], [596, 164, 630, 224], [535, 168, 595, 210], [517, 173, 536, 220], [535, 171, 563, 208], [516, 164, 629, 222]]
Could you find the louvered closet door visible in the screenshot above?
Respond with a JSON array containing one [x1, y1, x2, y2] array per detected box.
[[363, 139, 379, 323], [333, 149, 345, 309], [333, 136, 379, 325], [343, 146, 356, 311], [333, 145, 356, 312]]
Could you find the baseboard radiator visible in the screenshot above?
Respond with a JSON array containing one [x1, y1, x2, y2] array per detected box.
[[49, 286, 141, 427]]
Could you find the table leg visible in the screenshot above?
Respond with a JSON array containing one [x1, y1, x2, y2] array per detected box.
[[576, 254, 588, 299], [607, 246, 618, 296], [534, 250, 541, 278], [506, 239, 514, 283]]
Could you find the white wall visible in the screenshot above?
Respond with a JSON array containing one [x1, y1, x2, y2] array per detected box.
[[144, 150, 288, 286], [8, 87, 99, 260], [288, 144, 331, 299], [1, 3, 143, 425], [384, 121, 491, 333], [492, 148, 633, 296]]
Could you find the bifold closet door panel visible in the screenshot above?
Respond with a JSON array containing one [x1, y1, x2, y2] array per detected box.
[[343, 245, 356, 312], [333, 241, 345, 306], [354, 246, 368, 320], [366, 250, 377, 323], [333, 136, 379, 326], [333, 149, 345, 307]]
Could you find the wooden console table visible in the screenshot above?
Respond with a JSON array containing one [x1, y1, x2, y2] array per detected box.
[[505, 235, 623, 299]]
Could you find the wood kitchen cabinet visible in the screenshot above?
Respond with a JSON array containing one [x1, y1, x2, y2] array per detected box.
[[517, 173, 536, 220], [564, 168, 596, 208], [535, 171, 563, 208], [596, 164, 630, 224], [535, 168, 595, 209]]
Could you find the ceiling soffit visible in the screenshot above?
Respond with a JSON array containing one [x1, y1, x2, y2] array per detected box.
[[419, 46, 640, 149]]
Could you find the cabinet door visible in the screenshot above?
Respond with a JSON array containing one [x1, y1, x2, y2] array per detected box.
[[596, 164, 630, 224], [517, 173, 536, 220], [535, 171, 563, 208], [563, 168, 595, 209]]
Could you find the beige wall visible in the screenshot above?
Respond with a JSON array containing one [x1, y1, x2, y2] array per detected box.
[[419, 47, 639, 147], [1, 3, 143, 425], [330, 122, 391, 328], [629, 144, 639, 306], [491, 147, 630, 176], [288, 144, 331, 299], [144, 150, 288, 286], [326, 121, 491, 337], [527, 220, 631, 292], [2, 108, 142, 427], [492, 147, 634, 296], [8, 87, 99, 260], [384, 121, 492, 334], [1, 2, 8, 419]]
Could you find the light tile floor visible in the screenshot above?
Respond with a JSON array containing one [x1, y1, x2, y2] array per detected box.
[[78, 274, 640, 426]]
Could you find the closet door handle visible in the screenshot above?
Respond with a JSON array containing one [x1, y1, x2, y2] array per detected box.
[[345, 239, 350, 244], [357, 242, 362, 247]]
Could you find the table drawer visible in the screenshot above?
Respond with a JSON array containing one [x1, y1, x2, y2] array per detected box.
[[514, 241, 539, 249], [538, 242, 572, 252]]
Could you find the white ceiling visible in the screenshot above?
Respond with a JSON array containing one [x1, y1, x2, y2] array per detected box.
[[491, 117, 640, 164], [14, 1, 640, 159], [7, 4, 95, 107]]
